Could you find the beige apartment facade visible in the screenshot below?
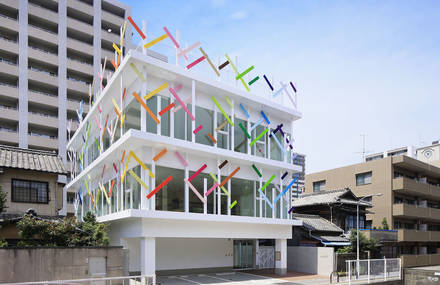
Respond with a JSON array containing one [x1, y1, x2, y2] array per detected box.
[[0, 0, 132, 157], [306, 155, 440, 266]]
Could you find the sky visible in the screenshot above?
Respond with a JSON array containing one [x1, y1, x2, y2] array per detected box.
[[124, 0, 440, 173]]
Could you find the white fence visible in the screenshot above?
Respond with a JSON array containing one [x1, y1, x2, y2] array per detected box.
[[0, 275, 156, 285], [346, 258, 401, 284]]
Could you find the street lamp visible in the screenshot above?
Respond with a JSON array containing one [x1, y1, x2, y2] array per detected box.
[[356, 193, 383, 278]]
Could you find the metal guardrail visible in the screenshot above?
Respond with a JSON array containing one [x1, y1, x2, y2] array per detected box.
[[346, 258, 401, 284], [0, 275, 156, 285]]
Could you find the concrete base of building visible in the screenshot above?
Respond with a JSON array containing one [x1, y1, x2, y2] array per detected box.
[[274, 267, 287, 276]]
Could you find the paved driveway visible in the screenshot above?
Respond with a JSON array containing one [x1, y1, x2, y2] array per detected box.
[[157, 272, 329, 285]]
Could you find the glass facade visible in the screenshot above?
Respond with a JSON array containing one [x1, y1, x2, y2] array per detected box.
[[71, 78, 298, 221]]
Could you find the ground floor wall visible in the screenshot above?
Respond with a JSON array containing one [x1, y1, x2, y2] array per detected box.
[[287, 246, 334, 276], [125, 237, 233, 273], [0, 247, 125, 283]]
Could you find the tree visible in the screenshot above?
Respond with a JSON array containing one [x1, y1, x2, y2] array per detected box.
[[17, 212, 109, 247], [337, 231, 381, 258], [0, 186, 7, 213], [381, 218, 389, 230], [0, 186, 8, 247]]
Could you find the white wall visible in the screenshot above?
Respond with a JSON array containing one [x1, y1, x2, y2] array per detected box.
[[156, 238, 233, 270], [287, 246, 334, 276], [126, 238, 141, 272]]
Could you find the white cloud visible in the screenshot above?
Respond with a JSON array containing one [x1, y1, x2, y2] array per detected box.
[[230, 10, 248, 20]]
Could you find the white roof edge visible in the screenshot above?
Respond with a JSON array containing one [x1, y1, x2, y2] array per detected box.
[[98, 209, 303, 226]]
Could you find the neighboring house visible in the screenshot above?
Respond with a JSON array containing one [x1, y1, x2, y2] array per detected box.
[[289, 214, 350, 247], [0, 144, 67, 244], [306, 155, 440, 267], [65, 46, 303, 276], [291, 188, 371, 232]]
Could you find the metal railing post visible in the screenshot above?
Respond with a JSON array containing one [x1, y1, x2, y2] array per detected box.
[[399, 258, 402, 280], [384, 258, 387, 281], [367, 258, 370, 283], [348, 260, 351, 285]]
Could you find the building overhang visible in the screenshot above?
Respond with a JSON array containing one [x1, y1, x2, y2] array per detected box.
[[68, 50, 302, 150], [66, 128, 302, 190], [100, 209, 301, 239]]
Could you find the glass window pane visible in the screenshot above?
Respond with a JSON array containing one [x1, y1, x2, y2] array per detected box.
[[155, 166, 185, 212], [124, 97, 141, 133], [146, 96, 157, 134], [270, 128, 283, 161], [252, 125, 266, 158], [217, 113, 230, 150], [160, 96, 170, 137], [195, 106, 213, 146], [188, 171, 210, 213], [231, 177, 254, 217], [174, 108, 185, 140], [234, 117, 247, 153]]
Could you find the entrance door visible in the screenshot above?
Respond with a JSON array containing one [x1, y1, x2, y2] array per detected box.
[[233, 240, 254, 269]]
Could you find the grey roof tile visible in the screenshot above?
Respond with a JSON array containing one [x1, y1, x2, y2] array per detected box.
[[0, 145, 67, 174], [293, 213, 344, 233], [292, 188, 372, 208]]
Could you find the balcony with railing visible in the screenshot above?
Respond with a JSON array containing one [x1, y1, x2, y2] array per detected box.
[[28, 2, 58, 24], [28, 132, 58, 150], [0, 104, 18, 122], [401, 254, 440, 267], [0, 126, 18, 144], [393, 177, 440, 199], [0, 35, 18, 54], [0, 13, 18, 31], [0, 81, 18, 99], [397, 229, 440, 242], [28, 66, 58, 86], [28, 110, 58, 129]]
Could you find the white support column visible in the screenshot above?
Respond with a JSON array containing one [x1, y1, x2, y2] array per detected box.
[[230, 99, 234, 151], [272, 187, 276, 219], [247, 120, 251, 155], [279, 172, 283, 219], [217, 159, 221, 215], [275, 238, 287, 276], [151, 162, 156, 210], [170, 88, 175, 138], [290, 121, 295, 163], [184, 155, 189, 213], [140, 237, 156, 276], [213, 109, 218, 146], [203, 178, 207, 214], [259, 177, 262, 218], [227, 179, 231, 215], [253, 181, 256, 217], [191, 80, 195, 142], [141, 147, 149, 210], [157, 98, 161, 135]]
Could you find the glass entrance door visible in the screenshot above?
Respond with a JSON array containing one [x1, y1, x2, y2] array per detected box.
[[233, 240, 254, 269]]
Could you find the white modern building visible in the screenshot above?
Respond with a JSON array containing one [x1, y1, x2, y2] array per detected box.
[[66, 30, 303, 276]]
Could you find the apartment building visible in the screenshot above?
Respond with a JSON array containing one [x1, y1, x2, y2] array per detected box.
[[417, 140, 440, 168], [291, 153, 305, 200], [0, 0, 131, 161], [365, 146, 416, 162], [66, 36, 303, 275], [306, 155, 440, 267]]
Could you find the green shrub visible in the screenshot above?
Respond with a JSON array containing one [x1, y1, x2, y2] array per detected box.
[[17, 212, 109, 247]]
